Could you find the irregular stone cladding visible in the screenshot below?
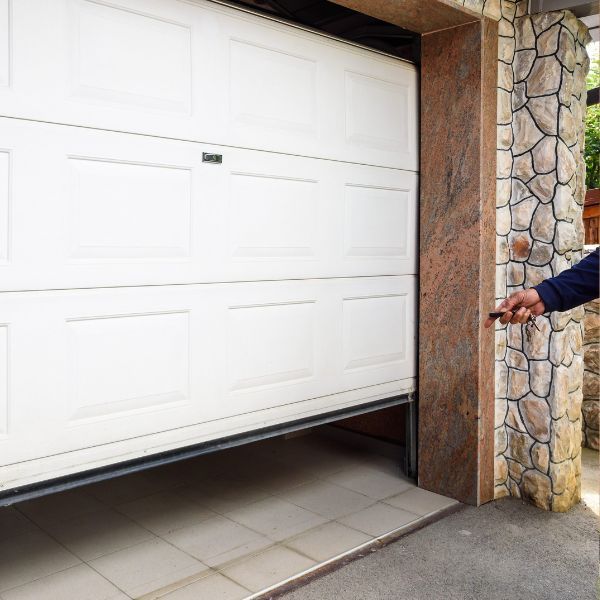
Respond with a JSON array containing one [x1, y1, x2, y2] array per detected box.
[[495, 11, 590, 512], [449, 1, 591, 511], [582, 299, 599, 450]]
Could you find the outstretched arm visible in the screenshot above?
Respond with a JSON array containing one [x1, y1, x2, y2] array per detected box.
[[485, 248, 599, 328], [534, 248, 599, 313]]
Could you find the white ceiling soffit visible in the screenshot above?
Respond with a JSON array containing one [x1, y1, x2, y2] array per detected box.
[[580, 13, 599, 42], [529, 0, 599, 41], [529, 0, 598, 17]]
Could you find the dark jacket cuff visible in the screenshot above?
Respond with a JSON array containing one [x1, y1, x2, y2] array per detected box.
[[534, 280, 562, 313]]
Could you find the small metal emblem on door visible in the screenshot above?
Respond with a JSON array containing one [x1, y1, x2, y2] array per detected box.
[[202, 152, 223, 164]]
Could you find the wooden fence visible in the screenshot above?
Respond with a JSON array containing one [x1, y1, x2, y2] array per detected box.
[[584, 188, 600, 246]]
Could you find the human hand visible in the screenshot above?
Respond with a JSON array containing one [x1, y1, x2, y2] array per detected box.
[[484, 288, 546, 328]]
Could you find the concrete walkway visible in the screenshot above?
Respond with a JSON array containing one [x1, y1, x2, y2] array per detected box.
[[281, 498, 599, 600], [582, 448, 599, 516]]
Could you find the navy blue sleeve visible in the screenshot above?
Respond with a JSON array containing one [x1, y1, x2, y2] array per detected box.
[[534, 248, 599, 313]]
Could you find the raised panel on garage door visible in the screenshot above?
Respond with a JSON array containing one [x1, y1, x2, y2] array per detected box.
[[0, 117, 417, 291], [0, 276, 415, 469], [1, 0, 417, 169], [211, 3, 417, 169]]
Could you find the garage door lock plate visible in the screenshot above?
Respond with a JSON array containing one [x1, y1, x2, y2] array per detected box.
[[202, 152, 223, 164]]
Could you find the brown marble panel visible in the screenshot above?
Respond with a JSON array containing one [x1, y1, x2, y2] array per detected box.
[[478, 16, 498, 504], [418, 20, 497, 505], [329, 0, 479, 34]]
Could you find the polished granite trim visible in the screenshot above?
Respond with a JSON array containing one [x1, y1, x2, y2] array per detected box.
[[329, 0, 479, 34], [418, 19, 497, 505]]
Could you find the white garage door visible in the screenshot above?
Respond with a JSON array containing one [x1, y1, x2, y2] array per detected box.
[[0, 0, 418, 491]]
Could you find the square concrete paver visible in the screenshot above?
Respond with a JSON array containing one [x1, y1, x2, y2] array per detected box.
[[284, 521, 372, 562], [0, 564, 127, 600], [277, 479, 375, 519], [89, 537, 208, 598], [326, 464, 415, 500], [117, 490, 216, 536], [177, 477, 271, 514], [164, 515, 272, 568], [338, 502, 420, 537], [161, 573, 250, 600], [87, 471, 176, 507], [40, 508, 154, 561], [17, 490, 106, 528], [0, 507, 40, 539], [384, 487, 459, 516], [225, 496, 327, 542], [220, 546, 316, 592], [1, 430, 457, 599], [0, 530, 80, 593]]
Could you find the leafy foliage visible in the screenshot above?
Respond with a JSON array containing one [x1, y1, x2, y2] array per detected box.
[[585, 57, 599, 190], [587, 56, 600, 89], [586, 105, 599, 189]]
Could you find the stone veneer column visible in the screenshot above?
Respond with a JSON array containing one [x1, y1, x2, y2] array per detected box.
[[493, 11, 591, 511], [582, 299, 599, 449], [437, 1, 591, 511]]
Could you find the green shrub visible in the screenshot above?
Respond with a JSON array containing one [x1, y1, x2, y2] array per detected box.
[[585, 57, 599, 190]]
